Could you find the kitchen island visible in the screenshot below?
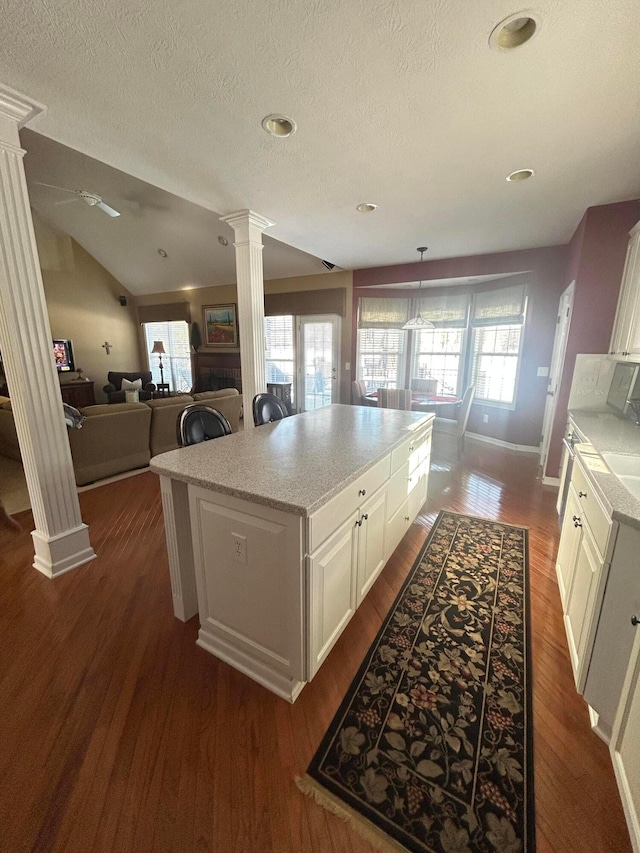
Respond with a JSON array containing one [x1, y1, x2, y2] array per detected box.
[[151, 404, 433, 701]]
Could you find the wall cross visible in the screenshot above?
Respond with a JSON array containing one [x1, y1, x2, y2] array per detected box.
[[102, 341, 112, 355]]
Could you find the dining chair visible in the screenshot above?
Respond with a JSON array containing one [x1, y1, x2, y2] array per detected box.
[[253, 392, 289, 425], [377, 388, 412, 411], [351, 380, 376, 407], [432, 385, 475, 459], [177, 404, 232, 446], [410, 377, 438, 395]]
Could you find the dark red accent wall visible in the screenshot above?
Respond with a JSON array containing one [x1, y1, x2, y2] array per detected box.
[[545, 200, 640, 477], [353, 246, 569, 448]]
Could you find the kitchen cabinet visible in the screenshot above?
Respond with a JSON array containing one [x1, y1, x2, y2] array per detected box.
[[309, 483, 388, 679], [555, 453, 615, 694], [157, 407, 434, 702], [610, 617, 640, 851], [584, 521, 640, 741], [609, 221, 640, 360]]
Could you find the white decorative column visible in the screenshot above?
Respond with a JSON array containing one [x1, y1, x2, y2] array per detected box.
[[0, 84, 95, 577], [220, 210, 274, 429]]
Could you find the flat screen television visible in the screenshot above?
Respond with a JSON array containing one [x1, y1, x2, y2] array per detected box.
[[53, 339, 75, 373]]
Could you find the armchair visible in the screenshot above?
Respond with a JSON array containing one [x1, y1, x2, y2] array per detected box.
[[103, 371, 156, 404]]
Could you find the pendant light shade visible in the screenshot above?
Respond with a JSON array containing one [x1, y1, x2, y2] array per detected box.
[[402, 247, 434, 331]]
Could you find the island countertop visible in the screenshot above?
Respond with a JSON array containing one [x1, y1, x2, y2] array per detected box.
[[150, 403, 433, 516]]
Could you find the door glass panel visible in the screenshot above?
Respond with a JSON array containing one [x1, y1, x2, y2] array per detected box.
[[300, 317, 338, 412]]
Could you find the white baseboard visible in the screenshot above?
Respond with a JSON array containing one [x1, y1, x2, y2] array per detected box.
[[466, 431, 541, 455], [542, 475, 561, 487]]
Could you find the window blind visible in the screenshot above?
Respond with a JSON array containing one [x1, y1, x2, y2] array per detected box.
[[358, 297, 410, 329], [471, 284, 526, 327], [416, 292, 470, 327]]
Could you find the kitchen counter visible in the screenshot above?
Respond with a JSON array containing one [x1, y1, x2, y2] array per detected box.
[[151, 403, 433, 516], [570, 410, 640, 531], [152, 403, 434, 700]]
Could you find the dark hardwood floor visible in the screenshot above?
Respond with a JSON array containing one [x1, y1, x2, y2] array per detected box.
[[0, 442, 632, 852]]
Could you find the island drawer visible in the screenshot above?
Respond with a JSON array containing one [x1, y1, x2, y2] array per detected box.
[[572, 460, 611, 557], [308, 455, 390, 553], [390, 424, 432, 476]]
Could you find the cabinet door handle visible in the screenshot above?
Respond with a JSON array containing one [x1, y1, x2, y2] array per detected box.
[[362, 513, 368, 522], [358, 488, 366, 496], [404, 515, 410, 522], [573, 516, 582, 528], [632, 615, 639, 626], [355, 518, 362, 527], [578, 491, 587, 498]]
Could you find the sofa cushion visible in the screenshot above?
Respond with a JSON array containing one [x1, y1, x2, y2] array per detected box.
[[146, 395, 195, 457], [81, 402, 149, 416], [192, 388, 240, 401]]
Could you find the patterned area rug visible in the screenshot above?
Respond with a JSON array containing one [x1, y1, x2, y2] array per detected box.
[[297, 510, 533, 853]]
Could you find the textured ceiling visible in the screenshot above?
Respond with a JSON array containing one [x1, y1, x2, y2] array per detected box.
[[2, 0, 640, 282], [21, 130, 323, 295]]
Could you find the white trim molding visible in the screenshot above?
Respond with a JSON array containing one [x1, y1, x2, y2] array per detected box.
[[466, 431, 541, 455]]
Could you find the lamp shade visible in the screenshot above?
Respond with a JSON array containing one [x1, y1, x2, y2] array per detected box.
[[151, 340, 166, 355]]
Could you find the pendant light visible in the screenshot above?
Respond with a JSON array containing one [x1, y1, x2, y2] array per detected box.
[[402, 246, 434, 330]]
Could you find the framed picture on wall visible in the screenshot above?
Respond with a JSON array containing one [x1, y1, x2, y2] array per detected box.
[[202, 303, 238, 347]]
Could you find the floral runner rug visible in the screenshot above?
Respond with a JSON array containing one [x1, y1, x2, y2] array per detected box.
[[297, 510, 533, 853]]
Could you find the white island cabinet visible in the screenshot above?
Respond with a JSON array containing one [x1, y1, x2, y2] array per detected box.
[[611, 620, 640, 851], [151, 404, 433, 702]]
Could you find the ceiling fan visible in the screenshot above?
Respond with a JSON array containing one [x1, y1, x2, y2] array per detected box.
[[33, 182, 121, 217]]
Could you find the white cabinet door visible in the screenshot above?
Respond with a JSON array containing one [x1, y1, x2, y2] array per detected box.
[[308, 511, 358, 678], [610, 224, 640, 359], [356, 486, 388, 605], [556, 485, 582, 609], [610, 621, 640, 851], [565, 520, 606, 691]]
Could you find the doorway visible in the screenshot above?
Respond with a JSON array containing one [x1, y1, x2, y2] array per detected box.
[[540, 282, 574, 481], [298, 315, 340, 412], [264, 314, 340, 413]]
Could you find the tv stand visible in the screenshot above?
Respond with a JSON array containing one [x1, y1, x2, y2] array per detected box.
[[60, 381, 95, 408]]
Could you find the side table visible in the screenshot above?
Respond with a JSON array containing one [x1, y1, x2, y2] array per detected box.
[[60, 380, 95, 408], [155, 383, 170, 398]]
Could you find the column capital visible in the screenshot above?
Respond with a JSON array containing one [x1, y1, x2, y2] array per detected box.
[[0, 84, 45, 125], [0, 84, 46, 147], [220, 209, 275, 236]]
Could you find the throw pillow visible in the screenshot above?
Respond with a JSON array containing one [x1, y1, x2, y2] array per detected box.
[[121, 377, 143, 391]]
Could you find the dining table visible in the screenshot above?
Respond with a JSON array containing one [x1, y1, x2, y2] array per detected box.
[[366, 391, 459, 414]]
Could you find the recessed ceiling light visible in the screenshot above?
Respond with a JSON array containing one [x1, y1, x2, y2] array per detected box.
[[356, 203, 378, 213], [506, 168, 535, 182], [261, 114, 297, 138], [218, 236, 228, 246], [489, 12, 541, 51], [157, 248, 168, 258]]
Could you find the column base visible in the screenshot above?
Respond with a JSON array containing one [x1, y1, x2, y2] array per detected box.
[[31, 523, 96, 578]]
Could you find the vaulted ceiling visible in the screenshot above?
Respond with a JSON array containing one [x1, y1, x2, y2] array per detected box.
[[3, 0, 640, 294]]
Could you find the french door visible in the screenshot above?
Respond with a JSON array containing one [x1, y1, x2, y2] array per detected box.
[[298, 315, 340, 412]]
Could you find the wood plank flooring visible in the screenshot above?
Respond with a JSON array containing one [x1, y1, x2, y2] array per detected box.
[[0, 442, 632, 852]]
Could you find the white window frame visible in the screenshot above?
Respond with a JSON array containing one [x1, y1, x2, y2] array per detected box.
[[410, 326, 467, 399], [470, 323, 524, 409], [143, 320, 193, 393], [356, 327, 408, 392]]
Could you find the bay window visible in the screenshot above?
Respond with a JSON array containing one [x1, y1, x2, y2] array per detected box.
[[356, 298, 409, 391], [470, 284, 527, 406]]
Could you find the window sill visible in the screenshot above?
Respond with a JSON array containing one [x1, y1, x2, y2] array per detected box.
[[473, 399, 517, 412]]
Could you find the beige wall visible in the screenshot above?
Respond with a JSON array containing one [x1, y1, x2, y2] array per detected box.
[[135, 270, 354, 403], [35, 218, 142, 403]]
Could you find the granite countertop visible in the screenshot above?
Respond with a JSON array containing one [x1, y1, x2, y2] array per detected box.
[[569, 410, 640, 530], [150, 404, 434, 516]]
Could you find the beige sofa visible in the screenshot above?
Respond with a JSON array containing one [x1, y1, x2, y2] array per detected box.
[[68, 403, 152, 486], [0, 388, 243, 488]]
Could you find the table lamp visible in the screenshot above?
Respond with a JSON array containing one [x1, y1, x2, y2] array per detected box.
[[151, 340, 166, 386]]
